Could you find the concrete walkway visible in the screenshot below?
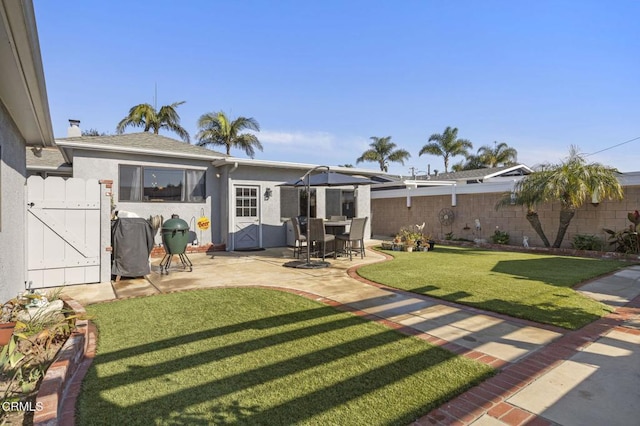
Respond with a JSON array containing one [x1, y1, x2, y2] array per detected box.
[[60, 245, 640, 426]]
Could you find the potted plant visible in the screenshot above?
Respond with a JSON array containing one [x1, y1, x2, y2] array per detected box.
[[405, 237, 415, 252], [398, 227, 421, 252], [0, 300, 18, 346]]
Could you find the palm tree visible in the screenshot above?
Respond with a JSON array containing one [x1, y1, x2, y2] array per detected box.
[[196, 111, 262, 157], [452, 154, 485, 171], [356, 136, 410, 172], [116, 101, 190, 142], [497, 146, 623, 248], [477, 142, 518, 167], [419, 126, 472, 172]]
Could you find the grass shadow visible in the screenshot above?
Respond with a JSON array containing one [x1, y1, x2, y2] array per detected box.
[[491, 257, 621, 287], [78, 289, 493, 425]]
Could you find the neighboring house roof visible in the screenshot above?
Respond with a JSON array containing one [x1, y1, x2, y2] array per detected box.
[[0, 0, 54, 146], [26, 147, 72, 174], [55, 132, 227, 163], [372, 165, 534, 191], [415, 165, 533, 183]]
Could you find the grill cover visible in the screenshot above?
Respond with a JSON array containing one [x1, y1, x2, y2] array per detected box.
[[111, 218, 155, 277]]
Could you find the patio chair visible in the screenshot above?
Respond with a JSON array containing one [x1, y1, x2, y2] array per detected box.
[[336, 217, 368, 260], [308, 218, 335, 260], [291, 217, 307, 259]]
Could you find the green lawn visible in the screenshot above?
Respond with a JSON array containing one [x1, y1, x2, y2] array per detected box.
[[359, 245, 631, 329], [78, 289, 493, 426]]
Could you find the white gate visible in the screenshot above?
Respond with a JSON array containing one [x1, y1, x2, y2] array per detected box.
[[26, 176, 101, 288]]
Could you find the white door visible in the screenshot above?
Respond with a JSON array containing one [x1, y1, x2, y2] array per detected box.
[[233, 185, 260, 250], [26, 176, 101, 287]]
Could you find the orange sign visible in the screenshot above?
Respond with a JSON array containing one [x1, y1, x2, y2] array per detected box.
[[197, 216, 210, 230]]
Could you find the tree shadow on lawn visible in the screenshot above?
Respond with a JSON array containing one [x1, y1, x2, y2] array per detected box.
[[398, 285, 604, 330], [78, 304, 491, 426], [447, 294, 603, 330], [491, 257, 621, 287]]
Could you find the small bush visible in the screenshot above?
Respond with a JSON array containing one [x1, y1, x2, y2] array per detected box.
[[571, 234, 604, 251], [604, 228, 639, 254], [490, 229, 510, 244]]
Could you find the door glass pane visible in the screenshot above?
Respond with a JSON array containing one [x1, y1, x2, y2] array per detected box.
[[280, 187, 298, 219], [326, 189, 341, 218], [342, 190, 355, 218], [235, 186, 258, 217], [299, 189, 317, 218]]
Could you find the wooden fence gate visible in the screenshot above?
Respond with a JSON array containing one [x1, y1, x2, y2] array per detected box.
[[26, 176, 101, 288]]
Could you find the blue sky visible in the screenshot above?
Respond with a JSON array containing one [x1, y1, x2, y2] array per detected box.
[[34, 0, 639, 176]]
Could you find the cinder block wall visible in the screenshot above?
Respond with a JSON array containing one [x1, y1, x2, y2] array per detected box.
[[371, 185, 640, 249]]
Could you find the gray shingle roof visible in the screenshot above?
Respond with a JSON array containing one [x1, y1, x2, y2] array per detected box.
[[26, 147, 70, 170], [55, 132, 227, 159]]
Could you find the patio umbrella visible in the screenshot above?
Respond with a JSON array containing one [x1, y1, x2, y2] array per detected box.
[[279, 167, 373, 268], [280, 171, 373, 188]]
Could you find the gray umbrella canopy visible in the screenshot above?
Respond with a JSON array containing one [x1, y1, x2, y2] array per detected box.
[[280, 169, 373, 269], [280, 171, 373, 187]]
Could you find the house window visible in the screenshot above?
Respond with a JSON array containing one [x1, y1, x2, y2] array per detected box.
[[280, 187, 298, 219], [326, 189, 355, 218], [118, 165, 205, 202], [280, 187, 317, 219], [235, 187, 257, 217]]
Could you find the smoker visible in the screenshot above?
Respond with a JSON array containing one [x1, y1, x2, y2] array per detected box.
[[159, 214, 193, 274]]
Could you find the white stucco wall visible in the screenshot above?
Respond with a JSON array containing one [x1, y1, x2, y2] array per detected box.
[[71, 150, 220, 246], [0, 102, 28, 302]]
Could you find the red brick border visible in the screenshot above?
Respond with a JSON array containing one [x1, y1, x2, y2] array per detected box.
[[149, 243, 226, 258], [33, 297, 97, 426]]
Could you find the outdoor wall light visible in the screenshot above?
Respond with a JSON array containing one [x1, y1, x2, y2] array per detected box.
[[264, 187, 273, 200]]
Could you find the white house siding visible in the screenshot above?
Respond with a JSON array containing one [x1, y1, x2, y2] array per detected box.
[[71, 150, 220, 246], [0, 102, 28, 302], [222, 165, 372, 249]]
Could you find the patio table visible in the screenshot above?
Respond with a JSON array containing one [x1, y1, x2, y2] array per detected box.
[[324, 220, 351, 236]]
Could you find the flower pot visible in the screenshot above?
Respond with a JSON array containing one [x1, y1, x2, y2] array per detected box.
[[405, 240, 415, 252], [0, 322, 16, 346]]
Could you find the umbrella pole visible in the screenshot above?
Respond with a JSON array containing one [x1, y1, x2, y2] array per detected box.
[[303, 165, 329, 267], [306, 173, 311, 264]]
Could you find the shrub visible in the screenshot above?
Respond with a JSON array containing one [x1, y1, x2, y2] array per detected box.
[[490, 229, 510, 244], [603, 210, 640, 254], [571, 234, 604, 251], [604, 228, 639, 254]]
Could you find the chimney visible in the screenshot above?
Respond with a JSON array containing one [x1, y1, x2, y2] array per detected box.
[[67, 119, 81, 137]]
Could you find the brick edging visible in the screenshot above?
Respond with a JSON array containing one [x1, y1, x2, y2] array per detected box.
[[33, 297, 97, 426]]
